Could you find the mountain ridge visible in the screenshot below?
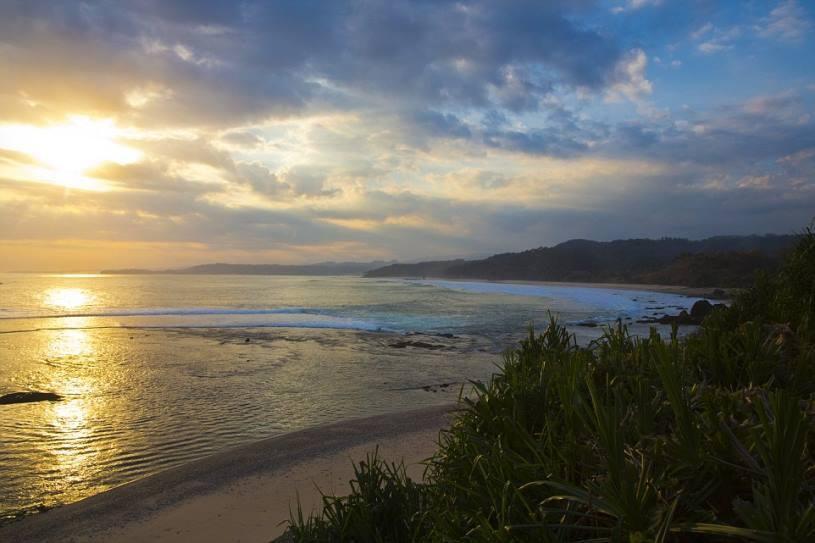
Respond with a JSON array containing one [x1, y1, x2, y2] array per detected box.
[[364, 234, 798, 287]]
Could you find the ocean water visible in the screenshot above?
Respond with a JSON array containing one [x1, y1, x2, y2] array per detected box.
[[0, 273, 703, 522]]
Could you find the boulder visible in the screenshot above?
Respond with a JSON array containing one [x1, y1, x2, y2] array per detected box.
[[389, 340, 447, 350], [690, 300, 714, 320], [0, 392, 62, 405]]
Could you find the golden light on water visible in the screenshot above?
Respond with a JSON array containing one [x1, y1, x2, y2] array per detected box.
[[47, 273, 105, 279], [43, 288, 92, 311], [40, 320, 106, 496], [53, 398, 88, 433], [47, 325, 93, 359], [0, 116, 141, 191]]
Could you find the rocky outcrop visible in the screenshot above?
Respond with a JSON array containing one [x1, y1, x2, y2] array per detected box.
[[638, 300, 726, 326], [389, 340, 448, 350], [690, 300, 715, 320], [0, 392, 62, 405]]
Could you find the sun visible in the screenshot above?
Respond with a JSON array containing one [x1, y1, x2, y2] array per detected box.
[[0, 116, 141, 190]]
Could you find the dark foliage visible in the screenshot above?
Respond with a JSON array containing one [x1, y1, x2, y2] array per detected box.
[[292, 228, 815, 542]]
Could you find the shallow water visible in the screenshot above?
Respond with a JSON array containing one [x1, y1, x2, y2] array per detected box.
[[0, 273, 702, 521]]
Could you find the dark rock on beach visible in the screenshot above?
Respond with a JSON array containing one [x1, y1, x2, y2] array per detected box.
[[690, 299, 714, 320], [389, 340, 447, 350], [637, 299, 727, 326], [0, 392, 62, 405], [576, 321, 599, 328], [406, 331, 457, 339]]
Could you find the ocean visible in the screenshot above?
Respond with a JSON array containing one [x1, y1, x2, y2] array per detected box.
[[0, 273, 702, 522]]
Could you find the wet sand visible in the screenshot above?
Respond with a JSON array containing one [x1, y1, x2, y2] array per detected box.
[[490, 279, 733, 299], [0, 404, 453, 543]]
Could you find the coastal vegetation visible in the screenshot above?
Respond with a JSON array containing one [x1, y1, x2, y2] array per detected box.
[[365, 234, 796, 288], [289, 228, 815, 542]]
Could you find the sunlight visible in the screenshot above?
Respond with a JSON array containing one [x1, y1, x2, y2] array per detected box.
[[0, 116, 141, 190], [43, 288, 93, 311], [47, 326, 93, 359]]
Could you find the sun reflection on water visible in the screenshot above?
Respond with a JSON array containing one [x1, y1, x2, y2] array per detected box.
[[43, 288, 93, 311], [46, 319, 94, 359], [39, 321, 110, 500]]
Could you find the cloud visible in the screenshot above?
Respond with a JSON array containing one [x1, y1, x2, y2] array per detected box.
[[0, 0, 632, 131], [756, 0, 811, 42], [692, 25, 741, 55], [611, 0, 662, 14], [0, 1, 813, 269], [605, 49, 653, 102]]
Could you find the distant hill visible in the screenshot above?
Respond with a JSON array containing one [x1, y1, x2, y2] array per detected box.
[[102, 261, 393, 276], [633, 251, 779, 288], [365, 235, 798, 287]]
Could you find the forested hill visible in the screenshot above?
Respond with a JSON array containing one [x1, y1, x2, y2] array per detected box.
[[365, 235, 798, 287]]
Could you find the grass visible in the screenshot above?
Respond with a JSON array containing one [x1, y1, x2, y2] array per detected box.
[[288, 226, 815, 542]]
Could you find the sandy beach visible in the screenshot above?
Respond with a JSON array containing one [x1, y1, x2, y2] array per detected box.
[[486, 279, 732, 299], [0, 405, 453, 543]]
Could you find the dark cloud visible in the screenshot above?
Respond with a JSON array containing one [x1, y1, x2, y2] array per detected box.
[[408, 111, 472, 141], [603, 91, 815, 169], [0, 0, 632, 129], [236, 163, 290, 197], [483, 128, 590, 157]]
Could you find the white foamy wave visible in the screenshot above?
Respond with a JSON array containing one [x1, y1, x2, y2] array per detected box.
[[0, 312, 391, 333], [0, 306, 313, 320], [0, 307, 392, 333], [412, 279, 703, 318]]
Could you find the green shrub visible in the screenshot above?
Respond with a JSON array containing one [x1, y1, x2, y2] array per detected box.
[[289, 228, 815, 543]]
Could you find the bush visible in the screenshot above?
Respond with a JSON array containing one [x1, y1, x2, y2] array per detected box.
[[289, 228, 815, 542]]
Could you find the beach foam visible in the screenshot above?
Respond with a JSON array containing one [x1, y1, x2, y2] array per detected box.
[[411, 279, 703, 320], [0, 309, 391, 333]]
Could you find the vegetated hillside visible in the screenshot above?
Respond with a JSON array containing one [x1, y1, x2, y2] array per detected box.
[[633, 251, 779, 288], [365, 234, 797, 287], [102, 261, 393, 276], [362, 259, 467, 279]]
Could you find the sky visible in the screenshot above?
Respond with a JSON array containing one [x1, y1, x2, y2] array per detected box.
[[0, 0, 814, 271]]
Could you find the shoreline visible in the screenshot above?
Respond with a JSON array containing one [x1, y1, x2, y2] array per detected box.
[[498, 279, 732, 299], [0, 404, 454, 543], [408, 277, 733, 299]]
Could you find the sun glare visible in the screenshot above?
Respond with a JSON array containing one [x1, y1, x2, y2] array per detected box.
[[43, 288, 93, 311], [0, 116, 141, 190]]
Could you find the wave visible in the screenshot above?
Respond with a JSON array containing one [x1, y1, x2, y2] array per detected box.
[[412, 279, 702, 317], [0, 306, 314, 320], [0, 307, 392, 333]]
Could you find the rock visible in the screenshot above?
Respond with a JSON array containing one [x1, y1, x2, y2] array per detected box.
[[389, 340, 447, 350], [406, 332, 457, 339], [0, 392, 62, 405], [576, 321, 598, 328], [711, 288, 727, 299], [690, 300, 714, 320], [656, 310, 694, 326]]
